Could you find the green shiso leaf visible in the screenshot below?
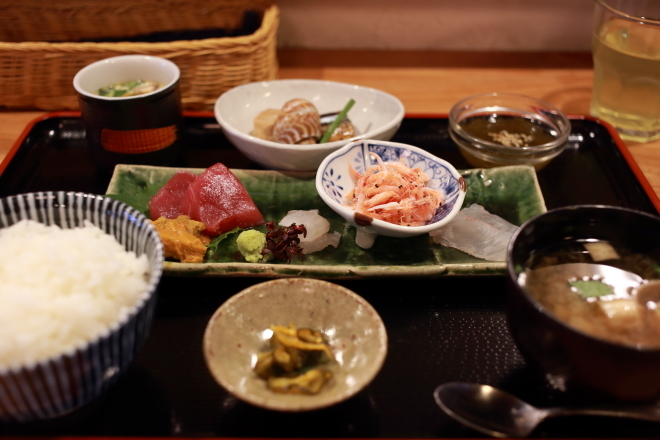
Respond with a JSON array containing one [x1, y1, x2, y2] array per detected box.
[[569, 280, 613, 299], [206, 227, 242, 258], [105, 170, 164, 217], [105, 193, 151, 216]]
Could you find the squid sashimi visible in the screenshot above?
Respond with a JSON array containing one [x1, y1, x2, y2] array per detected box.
[[149, 170, 197, 220], [180, 163, 264, 236], [429, 204, 518, 261], [279, 209, 341, 254], [344, 153, 444, 226]]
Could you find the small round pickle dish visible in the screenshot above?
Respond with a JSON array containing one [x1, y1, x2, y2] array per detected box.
[[202, 278, 387, 411]]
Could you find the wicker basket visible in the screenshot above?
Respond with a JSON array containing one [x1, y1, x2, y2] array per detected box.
[[0, 0, 279, 111]]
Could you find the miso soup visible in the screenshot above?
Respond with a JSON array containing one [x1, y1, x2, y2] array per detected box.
[[97, 79, 163, 97], [519, 239, 660, 349]]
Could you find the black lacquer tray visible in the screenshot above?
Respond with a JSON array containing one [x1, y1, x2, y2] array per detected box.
[[1, 113, 659, 438]]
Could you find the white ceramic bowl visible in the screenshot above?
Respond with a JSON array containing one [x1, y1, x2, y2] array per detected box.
[[0, 192, 164, 423], [73, 54, 180, 100], [214, 79, 405, 171], [316, 140, 467, 249], [203, 278, 388, 412]]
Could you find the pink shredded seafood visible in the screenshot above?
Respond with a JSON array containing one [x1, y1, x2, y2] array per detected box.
[[344, 153, 444, 226]]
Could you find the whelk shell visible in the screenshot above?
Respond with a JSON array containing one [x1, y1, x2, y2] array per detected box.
[[272, 99, 322, 144]]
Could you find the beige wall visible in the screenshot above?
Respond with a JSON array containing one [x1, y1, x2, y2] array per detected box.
[[276, 0, 594, 51]]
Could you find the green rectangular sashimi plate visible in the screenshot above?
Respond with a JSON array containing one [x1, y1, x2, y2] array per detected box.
[[106, 164, 546, 278]]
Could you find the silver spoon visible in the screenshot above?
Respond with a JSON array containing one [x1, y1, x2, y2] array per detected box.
[[434, 382, 660, 438]]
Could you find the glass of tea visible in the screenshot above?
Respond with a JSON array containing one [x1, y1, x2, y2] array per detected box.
[[590, 0, 660, 143]]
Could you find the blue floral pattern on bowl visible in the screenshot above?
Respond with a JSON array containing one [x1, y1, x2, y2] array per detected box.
[[320, 141, 464, 224]]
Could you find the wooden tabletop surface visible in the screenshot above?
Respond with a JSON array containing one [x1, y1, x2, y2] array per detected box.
[[1, 49, 659, 198]]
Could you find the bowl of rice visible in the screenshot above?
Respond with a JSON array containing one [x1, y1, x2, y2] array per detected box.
[[0, 191, 163, 423]]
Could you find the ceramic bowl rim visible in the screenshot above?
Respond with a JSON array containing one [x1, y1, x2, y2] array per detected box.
[[315, 139, 467, 234], [202, 277, 388, 412], [73, 55, 180, 101], [213, 79, 405, 152]]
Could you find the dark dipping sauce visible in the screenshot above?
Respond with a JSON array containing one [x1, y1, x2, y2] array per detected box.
[[460, 114, 558, 147], [520, 239, 660, 349]]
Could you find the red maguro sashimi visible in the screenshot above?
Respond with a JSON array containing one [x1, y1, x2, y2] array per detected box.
[[149, 170, 197, 220], [180, 163, 264, 236]]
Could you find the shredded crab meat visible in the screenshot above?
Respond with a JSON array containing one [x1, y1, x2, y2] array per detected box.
[[344, 153, 444, 226]]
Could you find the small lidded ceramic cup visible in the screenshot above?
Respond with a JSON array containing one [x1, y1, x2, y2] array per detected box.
[[73, 55, 183, 172]]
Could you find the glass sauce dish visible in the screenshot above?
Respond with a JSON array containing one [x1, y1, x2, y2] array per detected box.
[[449, 92, 571, 170]]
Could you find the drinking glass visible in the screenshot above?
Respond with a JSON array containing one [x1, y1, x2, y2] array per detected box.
[[590, 0, 660, 143]]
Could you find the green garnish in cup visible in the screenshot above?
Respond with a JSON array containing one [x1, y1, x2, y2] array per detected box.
[[98, 79, 162, 97]]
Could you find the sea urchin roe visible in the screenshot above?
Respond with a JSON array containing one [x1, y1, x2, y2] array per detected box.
[[254, 323, 334, 395], [344, 153, 444, 226], [151, 215, 211, 263]]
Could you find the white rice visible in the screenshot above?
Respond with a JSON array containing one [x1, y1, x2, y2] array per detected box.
[[0, 219, 150, 370]]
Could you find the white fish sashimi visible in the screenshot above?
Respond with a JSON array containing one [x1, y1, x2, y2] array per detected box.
[[429, 204, 518, 261], [299, 231, 341, 254], [279, 209, 329, 240], [279, 209, 341, 254]]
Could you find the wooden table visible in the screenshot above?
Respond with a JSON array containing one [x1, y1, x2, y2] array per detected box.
[[1, 50, 659, 197]]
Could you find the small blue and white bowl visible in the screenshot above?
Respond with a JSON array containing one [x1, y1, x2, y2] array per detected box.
[[316, 140, 467, 249], [0, 192, 163, 423]]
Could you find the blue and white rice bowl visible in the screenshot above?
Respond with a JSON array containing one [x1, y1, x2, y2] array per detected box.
[[0, 192, 163, 423], [316, 140, 467, 249]]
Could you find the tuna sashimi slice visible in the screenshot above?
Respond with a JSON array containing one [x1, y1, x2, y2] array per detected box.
[[149, 170, 197, 220], [180, 163, 264, 236]]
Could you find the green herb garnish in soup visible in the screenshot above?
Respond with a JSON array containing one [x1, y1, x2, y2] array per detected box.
[[569, 279, 614, 299], [97, 79, 162, 97]]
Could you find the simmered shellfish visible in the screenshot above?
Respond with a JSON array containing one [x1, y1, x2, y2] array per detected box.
[[272, 99, 323, 144], [252, 98, 358, 145]]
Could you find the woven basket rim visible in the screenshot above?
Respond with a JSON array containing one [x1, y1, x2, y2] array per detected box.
[[0, 4, 279, 111], [0, 4, 278, 52]]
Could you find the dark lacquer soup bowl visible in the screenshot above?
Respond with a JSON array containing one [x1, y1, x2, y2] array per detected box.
[[506, 205, 660, 402]]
